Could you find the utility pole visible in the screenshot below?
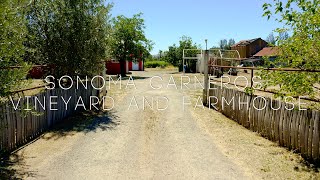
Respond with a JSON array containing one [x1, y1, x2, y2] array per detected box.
[[205, 39, 208, 50], [203, 49, 209, 106]]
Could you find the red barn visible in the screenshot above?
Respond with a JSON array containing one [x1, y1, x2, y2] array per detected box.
[[106, 60, 144, 75], [128, 60, 144, 71]]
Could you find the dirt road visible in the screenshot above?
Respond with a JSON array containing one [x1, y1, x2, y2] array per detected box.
[[8, 70, 320, 179]]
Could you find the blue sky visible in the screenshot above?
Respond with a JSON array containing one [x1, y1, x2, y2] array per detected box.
[[109, 0, 281, 55]]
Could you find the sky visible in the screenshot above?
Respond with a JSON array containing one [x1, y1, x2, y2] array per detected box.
[[108, 0, 281, 55]]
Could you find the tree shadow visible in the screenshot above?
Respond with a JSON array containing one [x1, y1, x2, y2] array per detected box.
[[0, 156, 17, 180], [41, 110, 120, 141], [0, 153, 38, 180]]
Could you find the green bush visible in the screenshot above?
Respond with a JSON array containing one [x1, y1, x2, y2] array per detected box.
[[145, 61, 169, 68]]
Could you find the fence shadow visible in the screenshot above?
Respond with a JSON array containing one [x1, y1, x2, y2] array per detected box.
[[297, 158, 320, 173], [42, 110, 120, 141]]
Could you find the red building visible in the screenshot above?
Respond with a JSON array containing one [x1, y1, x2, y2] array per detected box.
[[106, 60, 144, 75]]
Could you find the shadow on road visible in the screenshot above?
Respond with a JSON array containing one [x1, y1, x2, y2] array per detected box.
[[42, 110, 120, 141], [0, 110, 119, 179]]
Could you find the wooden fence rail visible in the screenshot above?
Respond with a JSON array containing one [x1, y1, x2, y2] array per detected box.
[[208, 83, 320, 161], [0, 84, 99, 153]]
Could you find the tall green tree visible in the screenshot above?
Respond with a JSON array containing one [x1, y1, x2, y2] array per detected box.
[[218, 38, 235, 50], [159, 50, 163, 59], [164, 44, 179, 66], [261, 0, 320, 98], [164, 36, 199, 68], [0, 0, 31, 97], [110, 13, 152, 76], [26, 0, 112, 78]]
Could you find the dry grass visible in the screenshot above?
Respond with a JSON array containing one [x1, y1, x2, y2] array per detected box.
[[145, 66, 178, 72]]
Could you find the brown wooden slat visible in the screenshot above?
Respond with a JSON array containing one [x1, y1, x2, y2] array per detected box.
[[312, 110, 320, 160], [46, 90, 52, 128], [288, 109, 294, 149], [30, 97, 34, 139], [303, 111, 310, 157], [284, 107, 290, 148], [300, 110, 307, 154], [0, 105, 4, 150], [15, 99, 21, 147], [307, 110, 314, 158], [291, 110, 298, 151], [279, 104, 284, 146], [6, 105, 12, 151], [265, 98, 272, 140]]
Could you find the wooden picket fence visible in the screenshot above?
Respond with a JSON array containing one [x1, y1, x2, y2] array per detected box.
[[209, 83, 320, 161], [0, 84, 99, 153]]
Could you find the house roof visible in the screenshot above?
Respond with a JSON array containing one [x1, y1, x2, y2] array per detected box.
[[253, 47, 279, 57], [231, 38, 260, 47]]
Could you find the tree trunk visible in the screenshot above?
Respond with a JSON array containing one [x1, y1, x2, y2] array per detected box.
[[120, 60, 126, 77]]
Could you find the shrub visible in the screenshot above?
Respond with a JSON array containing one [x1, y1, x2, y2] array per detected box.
[[145, 61, 169, 68]]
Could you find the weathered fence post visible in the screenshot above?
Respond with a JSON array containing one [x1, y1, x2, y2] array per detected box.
[[203, 50, 209, 106]]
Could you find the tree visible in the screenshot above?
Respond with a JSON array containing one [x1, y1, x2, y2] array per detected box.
[[164, 36, 199, 68], [266, 33, 276, 45], [177, 36, 199, 64], [219, 38, 235, 50], [110, 13, 152, 76], [26, 0, 112, 78], [164, 44, 179, 66], [0, 0, 31, 97], [159, 50, 163, 59], [228, 39, 236, 48], [219, 39, 228, 50], [261, 0, 320, 98], [266, 32, 288, 46]]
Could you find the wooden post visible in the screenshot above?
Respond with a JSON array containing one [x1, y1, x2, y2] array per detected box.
[[251, 69, 254, 88], [203, 50, 209, 106], [182, 49, 186, 73]]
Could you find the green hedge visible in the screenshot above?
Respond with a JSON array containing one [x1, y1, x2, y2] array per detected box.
[[145, 61, 169, 68]]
